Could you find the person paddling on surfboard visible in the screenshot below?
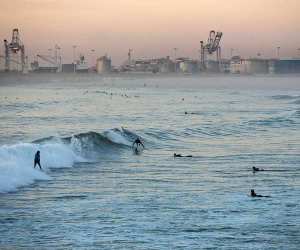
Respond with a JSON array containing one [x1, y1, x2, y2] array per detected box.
[[174, 153, 193, 157], [132, 137, 144, 150], [34, 150, 42, 170], [250, 189, 270, 198], [252, 166, 264, 172]]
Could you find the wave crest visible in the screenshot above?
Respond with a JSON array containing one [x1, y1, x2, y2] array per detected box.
[[0, 128, 141, 193]]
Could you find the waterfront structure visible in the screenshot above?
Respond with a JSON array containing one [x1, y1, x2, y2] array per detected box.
[[75, 55, 89, 73], [62, 64, 75, 73], [121, 56, 175, 73], [219, 59, 231, 73], [269, 59, 300, 74], [158, 56, 175, 73], [230, 56, 245, 74], [230, 56, 268, 74], [244, 58, 269, 74], [31, 45, 61, 73], [96, 55, 111, 74], [3, 29, 27, 73], [31, 55, 59, 72], [200, 30, 223, 71], [205, 60, 220, 73], [176, 58, 198, 73], [0, 55, 5, 72]]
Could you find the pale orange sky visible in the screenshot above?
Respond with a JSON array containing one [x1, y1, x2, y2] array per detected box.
[[1, 0, 300, 64]]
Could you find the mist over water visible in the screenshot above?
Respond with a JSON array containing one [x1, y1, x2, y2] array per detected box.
[[0, 74, 300, 249]]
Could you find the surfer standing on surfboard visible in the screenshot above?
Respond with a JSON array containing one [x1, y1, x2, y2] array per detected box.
[[34, 150, 42, 170], [132, 137, 145, 150]]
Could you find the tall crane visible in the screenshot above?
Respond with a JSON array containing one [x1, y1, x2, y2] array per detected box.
[[200, 30, 223, 70], [33, 45, 61, 72], [36, 54, 57, 65], [3, 28, 26, 72]]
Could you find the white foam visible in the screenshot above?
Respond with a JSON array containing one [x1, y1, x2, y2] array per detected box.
[[0, 142, 83, 193]]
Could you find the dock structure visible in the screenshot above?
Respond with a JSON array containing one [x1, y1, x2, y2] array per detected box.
[[200, 30, 223, 71], [3, 29, 27, 73]]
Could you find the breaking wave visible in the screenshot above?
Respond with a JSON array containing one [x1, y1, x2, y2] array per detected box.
[[0, 128, 141, 193]]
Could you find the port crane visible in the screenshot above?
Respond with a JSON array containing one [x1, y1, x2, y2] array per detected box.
[[200, 30, 223, 69], [34, 45, 61, 72], [36, 54, 57, 65], [3, 28, 26, 72]]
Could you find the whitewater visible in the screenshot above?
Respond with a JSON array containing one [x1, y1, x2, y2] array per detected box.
[[0, 74, 300, 249], [0, 128, 137, 193]]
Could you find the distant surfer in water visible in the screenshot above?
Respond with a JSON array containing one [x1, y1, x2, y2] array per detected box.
[[252, 166, 264, 172], [250, 189, 270, 198], [34, 150, 42, 170], [132, 137, 144, 150], [174, 153, 193, 158]]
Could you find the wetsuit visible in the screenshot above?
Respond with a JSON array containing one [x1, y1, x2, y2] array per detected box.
[[133, 138, 144, 149], [251, 189, 269, 198], [174, 153, 182, 157], [34, 151, 42, 170], [253, 167, 264, 172], [174, 153, 193, 158]]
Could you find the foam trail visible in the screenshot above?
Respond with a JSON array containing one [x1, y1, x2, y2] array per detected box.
[[0, 142, 83, 193]]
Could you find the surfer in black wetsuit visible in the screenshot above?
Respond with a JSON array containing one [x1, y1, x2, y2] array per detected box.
[[34, 150, 42, 170], [174, 153, 183, 157], [252, 166, 264, 172], [132, 137, 144, 149], [174, 153, 193, 157], [250, 189, 270, 198]]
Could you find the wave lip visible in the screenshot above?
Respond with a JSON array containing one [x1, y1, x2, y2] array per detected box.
[[0, 128, 143, 194]]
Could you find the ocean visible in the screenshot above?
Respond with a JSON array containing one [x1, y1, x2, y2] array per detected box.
[[0, 74, 299, 249]]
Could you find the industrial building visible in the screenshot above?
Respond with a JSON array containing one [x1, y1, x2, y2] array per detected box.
[[121, 55, 175, 74], [269, 59, 300, 74], [204, 60, 220, 73], [175, 58, 198, 73], [75, 55, 89, 73], [219, 59, 231, 73], [230, 57, 269, 74], [158, 57, 175, 73], [230, 56, 247, 74], [62, 64, 75, 73], [96, 55, 111, 74], [0, 55, 5, 72], [245, 58, 269, 74], [2, 28, 300, 76]]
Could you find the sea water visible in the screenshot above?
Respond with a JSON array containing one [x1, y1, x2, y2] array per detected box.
[[0, 74, 299, 249]]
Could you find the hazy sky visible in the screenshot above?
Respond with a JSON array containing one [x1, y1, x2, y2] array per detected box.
[[1, 0, 299, 65]]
